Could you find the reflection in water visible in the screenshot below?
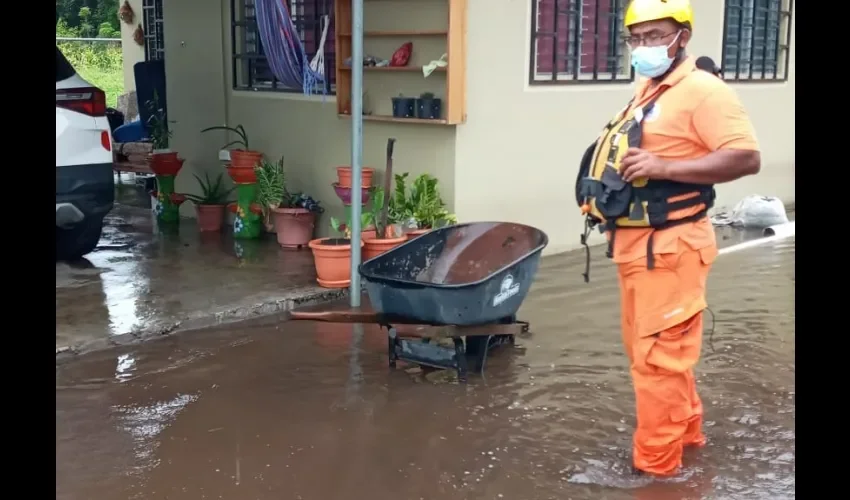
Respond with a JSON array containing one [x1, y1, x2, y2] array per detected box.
[[56, 238, 794, 500]]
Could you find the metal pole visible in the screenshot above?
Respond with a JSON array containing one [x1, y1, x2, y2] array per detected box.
[[348, 0, 364, 307]]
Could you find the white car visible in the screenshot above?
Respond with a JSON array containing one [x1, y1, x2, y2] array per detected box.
[[56, 46, 115, 260]]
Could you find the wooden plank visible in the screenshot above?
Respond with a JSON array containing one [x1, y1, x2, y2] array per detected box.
[[335, 0, 353, 116], [338, 114, 450, 126], [446, 0, 467, 124], [289, 310, 381, 323], [338, 30, 449, 37], [339, 66, 447, 73]]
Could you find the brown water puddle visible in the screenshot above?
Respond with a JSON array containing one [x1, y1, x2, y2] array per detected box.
[[56, 237, 795, 500]]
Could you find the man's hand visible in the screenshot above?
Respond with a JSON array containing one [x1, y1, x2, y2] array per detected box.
[[620, 148, 670, 182]]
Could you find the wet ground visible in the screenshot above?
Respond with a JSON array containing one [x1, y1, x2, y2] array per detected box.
[[56, 198, 344, 355], [56, 234, 795, 500]]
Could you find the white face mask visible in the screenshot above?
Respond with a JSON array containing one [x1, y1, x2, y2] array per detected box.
[[630, 31, 682, 78]]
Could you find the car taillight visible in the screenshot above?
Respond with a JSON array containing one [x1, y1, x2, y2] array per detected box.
[[56, 87, 106, 117], [101, 131, 111, 151]]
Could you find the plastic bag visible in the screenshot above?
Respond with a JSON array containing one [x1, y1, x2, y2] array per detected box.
[[728, 195, 789, 228]]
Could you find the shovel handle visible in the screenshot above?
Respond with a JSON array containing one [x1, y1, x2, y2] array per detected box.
[[387, 138, 396, 159]]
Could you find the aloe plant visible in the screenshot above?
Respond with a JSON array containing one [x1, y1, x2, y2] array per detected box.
[[200, 124, 250, 151], [184, 173, 234, 205]]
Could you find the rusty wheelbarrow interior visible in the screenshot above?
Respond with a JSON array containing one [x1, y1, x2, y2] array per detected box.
[[290, 222, 549, 381]]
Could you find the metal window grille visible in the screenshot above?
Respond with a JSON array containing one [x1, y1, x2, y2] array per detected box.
[[721, 0, 793, 81], [231, 0, 336, 94], [142, 0, 165, 61], [529, 0, 632, 85]]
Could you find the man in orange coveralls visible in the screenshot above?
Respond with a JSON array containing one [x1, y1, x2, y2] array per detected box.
[[613, 0, 761, 476]]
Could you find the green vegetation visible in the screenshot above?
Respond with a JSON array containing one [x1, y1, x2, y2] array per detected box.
[[56, 1, 124, 108]]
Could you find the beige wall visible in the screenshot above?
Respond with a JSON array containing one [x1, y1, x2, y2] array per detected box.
[[456, 0, 796, 255], [119, 0, 145, 92]]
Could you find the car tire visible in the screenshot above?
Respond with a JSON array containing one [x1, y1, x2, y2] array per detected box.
[[56, 218, 104, 261]]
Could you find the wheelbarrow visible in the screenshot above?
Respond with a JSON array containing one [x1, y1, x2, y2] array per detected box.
[[290, 221, 549, 381]]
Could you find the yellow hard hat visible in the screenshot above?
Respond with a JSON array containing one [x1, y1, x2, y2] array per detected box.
[[624, 0, 694, 29]]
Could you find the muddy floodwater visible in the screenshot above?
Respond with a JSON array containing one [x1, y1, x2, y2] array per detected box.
[[56, 238, 795, 500]]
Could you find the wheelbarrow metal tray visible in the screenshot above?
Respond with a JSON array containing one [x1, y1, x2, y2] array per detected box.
[[359, 222, 548, 326]]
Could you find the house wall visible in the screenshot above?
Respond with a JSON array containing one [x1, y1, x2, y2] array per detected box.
[[119, 0, 146, 92], [455, 0, 796, 255], [159, 0, 456, 235]]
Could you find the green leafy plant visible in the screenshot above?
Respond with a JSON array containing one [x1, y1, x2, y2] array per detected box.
[[255, 156, 286, 212], [200, 124, 250, 151], [391, 173, 456, 229], [330, 195, 376, 240], [146, 90, 174, 150], [184, 173, 234, 205]]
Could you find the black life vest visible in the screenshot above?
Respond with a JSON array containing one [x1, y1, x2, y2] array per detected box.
[[574, 70, 716, 281]]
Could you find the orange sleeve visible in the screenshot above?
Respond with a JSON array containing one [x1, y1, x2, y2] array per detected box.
[[691, 84, 760, 152]]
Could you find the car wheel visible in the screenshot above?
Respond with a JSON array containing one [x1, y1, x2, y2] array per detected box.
[[56, 218, 104, 261]]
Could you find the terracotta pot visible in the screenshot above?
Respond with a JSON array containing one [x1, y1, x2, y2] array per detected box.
[[405, 228, 432, 240], [195, 204, 226, 232], [148, 152, 184, 176], [226, 165, 257, 184], [332, 183, 372, 206], [336, 166, 375, 189], [363, 235, 407, 261], [271, 207, 316, 248], [308, 237, 365, 289], [230, 150, 264, 170]]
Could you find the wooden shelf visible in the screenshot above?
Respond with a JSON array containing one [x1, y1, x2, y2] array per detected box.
[[340, 65, 446, 73], [338, 113, 449, 125], [334, 0, 467, 125], [338, 30, 449, 37]]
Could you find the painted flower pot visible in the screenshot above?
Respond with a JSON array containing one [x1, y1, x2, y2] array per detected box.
[[226, 165, 257, 184], [195, 204, 226, 232], [336, 166, 375, 189], [308, 237, 364, 289], [271, 207, 317, 249], [148, 152, 184, 176], [229, 150, 264, 170], [332, 183, 371, 206]]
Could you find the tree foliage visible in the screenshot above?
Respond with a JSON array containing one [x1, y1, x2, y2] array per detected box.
[[56, 0, 121, 38]]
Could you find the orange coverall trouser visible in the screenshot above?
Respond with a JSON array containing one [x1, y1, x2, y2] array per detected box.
[[617, 241, 717, 476]]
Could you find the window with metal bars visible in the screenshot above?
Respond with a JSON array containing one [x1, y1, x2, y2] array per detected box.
[[231, 0, 336, 93], [142, 0, 165, 61], [529, 0, 632, 84], [722, 0, 793, 81]]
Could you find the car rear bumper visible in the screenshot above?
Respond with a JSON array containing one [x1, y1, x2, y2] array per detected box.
[[56, 163, 115, 227]]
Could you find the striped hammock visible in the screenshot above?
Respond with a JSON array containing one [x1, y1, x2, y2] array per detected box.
[[254, 0, 329, 95]]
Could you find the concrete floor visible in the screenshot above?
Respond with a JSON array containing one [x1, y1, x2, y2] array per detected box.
[[56, 202, 345, 356]]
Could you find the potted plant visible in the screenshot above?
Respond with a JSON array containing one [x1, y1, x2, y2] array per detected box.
[[415, 92, 443, 120], [184, 173, 234, 232], [200, 124, 263, 181], [145, 91, 182, 176], [391, 93, 416, 118], [392, 173, 457, 239], [308, 212, 366, 289], [362, 187, 407, 260], [273, 192, 324, 249], [255, 155, 286, 232]]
